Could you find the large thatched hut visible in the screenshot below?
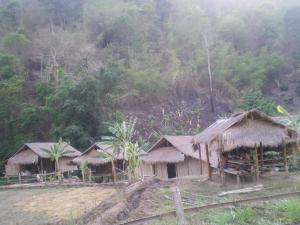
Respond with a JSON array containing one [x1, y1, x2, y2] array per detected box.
[[72, 143, 125, 176], [192, 110, 298, 184], [141, 136, 209, 179], [5, 143, 80, 176]]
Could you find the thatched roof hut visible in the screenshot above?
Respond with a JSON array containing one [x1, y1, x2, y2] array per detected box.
[[192, 110, 298, 153], [141, 136, 208, 179], [192, 110, 298, 184], [8, 143, 80, 164], [6, 143, 81, 176]]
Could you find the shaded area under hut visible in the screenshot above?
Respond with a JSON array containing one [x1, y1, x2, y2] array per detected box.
[[192, 110, 299, 185], [5, 143, 80, 176], [73, 143, 128, 182], [141, 136, 209, 179]]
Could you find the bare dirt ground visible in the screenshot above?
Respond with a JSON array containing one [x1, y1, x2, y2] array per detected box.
[[0, 186, 116, 225]]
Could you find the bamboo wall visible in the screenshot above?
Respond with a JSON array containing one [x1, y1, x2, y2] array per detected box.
[[5, 163, 19, 176], [59, 157, 78, 172], [141, 156, 209, 179]]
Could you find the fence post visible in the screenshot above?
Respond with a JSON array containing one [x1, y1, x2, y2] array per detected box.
[[171, 186, 186, 225], [18, 173, 21, 184]]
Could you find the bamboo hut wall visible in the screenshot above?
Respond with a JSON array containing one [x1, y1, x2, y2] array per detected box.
[[142, 162, 153, 177], [5, 163, 19, 176], [177, 160, 189, 177], [153, 163, 168, 179], [59, 157, 78, 172], [199, 143, 219, 168]]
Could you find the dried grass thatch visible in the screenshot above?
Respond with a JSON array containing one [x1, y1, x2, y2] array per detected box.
[[141, 147, 185, 163], [193, 110, 298, 152], [8, 149, 39, 165], [7, 142, 81, 165], [73, 143, 124, 165]]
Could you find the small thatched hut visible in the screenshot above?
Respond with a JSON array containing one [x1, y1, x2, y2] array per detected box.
[[72, 143, 125, 176], [192, 110, 298, 184], [141, 136, 209, 179], [5, 143, 80, 176]]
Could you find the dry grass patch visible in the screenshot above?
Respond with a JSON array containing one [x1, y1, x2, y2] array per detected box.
[[14, 187, 115, 220]]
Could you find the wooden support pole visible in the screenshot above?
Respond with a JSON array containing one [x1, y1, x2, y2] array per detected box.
[[260, 142, 263, 170], [18, 173, 21, 184], [89, 168, 92, 182], [198, 144, 203, 175], [220, 137, 225, 186], [255, 146, 259, 183], [205, 143, 212, 180], [171, 186, 186, 225], [283, 140, 289, 177]]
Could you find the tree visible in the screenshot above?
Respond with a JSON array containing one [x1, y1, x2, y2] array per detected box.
[[43, 138, 75, 184], [239, 90, 277, 116], [101, 118, 142, 183]]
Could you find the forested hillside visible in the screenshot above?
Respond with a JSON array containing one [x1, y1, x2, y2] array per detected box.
[[1, 0, 300, 164]]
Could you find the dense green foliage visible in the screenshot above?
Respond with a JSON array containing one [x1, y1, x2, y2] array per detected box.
[[0, 0, 300, 166]]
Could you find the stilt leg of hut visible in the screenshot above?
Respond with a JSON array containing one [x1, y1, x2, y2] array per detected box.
[[205, 143, 212, 180], [260, 142, 263, 177], [221, 156, 225, 186], [198, 144, 203, 175], [283, 141, 289, 177], [255, 147, 259, 183]]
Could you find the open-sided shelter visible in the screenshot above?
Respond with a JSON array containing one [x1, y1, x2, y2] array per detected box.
[[192, 110, 298, 184], [141, 135, 209, 179], [5, 143, 80, 176]]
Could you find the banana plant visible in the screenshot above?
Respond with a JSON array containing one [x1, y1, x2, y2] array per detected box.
[[277, 105, 300, 130], [43, 138, 75, 184]]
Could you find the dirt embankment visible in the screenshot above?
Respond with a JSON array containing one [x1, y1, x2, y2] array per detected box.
[[82, 178, 172, 225]]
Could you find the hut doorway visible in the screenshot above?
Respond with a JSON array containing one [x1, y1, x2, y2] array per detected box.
[[167, 163, 177, 178]]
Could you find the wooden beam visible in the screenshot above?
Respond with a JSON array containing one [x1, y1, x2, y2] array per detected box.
[[283, 140, 289, 177], [171, 186, 186, 225], [260, 142, 263, 176], [220, 137, 225, 186], [205, 143, 212, 180], [255, 146, 259, 183], [198, 144, 203, 175]]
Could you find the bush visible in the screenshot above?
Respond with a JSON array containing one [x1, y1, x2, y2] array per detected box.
[[208, 207, 257, 225], [275, 198, 300, 223]]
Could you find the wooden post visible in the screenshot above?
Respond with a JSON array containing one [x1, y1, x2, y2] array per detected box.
[[205, 143, 212, 180], [220, 136, 225, 186], [171, 186, 186, 225], [88, 169, 92, 182], [255, 146, 259, 183], [18, 173, 21, 184], [260, 142, 263, 177], [283, 140, 289, 177], [198, 144, 203, 175]]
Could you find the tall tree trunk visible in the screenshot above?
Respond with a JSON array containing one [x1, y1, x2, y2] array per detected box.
[[56, 158, 63, 185], [203, 33, 215, 113]]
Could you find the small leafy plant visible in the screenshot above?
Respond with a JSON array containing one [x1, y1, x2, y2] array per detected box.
[[275, 198, 300, 223]]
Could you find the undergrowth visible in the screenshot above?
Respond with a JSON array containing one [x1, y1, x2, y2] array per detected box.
[[275, 197, 300, 223]]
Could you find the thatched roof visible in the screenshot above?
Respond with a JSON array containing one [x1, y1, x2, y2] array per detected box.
[[8, 142, 80, 165], [141, 135, 199, 164], [193, 110, 298, 153], [73, 143, 143, 166], [141, 147, 185, 163]]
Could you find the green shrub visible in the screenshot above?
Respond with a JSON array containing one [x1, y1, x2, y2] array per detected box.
[[275, 198, 300, 223], [208, 207, 257, 225]]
